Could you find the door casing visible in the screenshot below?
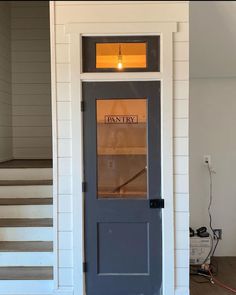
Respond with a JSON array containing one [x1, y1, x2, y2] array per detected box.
[[66, 21, 177, 295]]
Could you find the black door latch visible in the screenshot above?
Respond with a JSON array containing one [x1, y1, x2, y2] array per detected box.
[[149, 199, 165, 209]]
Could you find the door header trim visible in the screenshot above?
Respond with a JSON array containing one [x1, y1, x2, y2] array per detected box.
[[66, 22, 177, 35]]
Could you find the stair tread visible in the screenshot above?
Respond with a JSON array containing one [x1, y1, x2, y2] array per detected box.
[[0, 241, 53, 252], [0, 160, 52, 169], [0, 267, 53, 280], [0, 198, 53, 205], [0, 218, 53, 227], [0, 180, 52, 186]]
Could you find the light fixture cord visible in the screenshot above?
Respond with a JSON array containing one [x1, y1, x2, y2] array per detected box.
[[118, 44, 121, 56]]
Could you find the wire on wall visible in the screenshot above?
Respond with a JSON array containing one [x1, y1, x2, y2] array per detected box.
[[191, 161, 236, 293], [207, 162, 216, 238]]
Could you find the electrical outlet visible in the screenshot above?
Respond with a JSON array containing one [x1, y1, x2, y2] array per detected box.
[[204, 155, 211, 166], [213, 229, 222, 240]]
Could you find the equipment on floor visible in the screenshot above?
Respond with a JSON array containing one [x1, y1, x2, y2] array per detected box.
[[189, 226, 210, 238], [196, 226, 210, 238], [189, 227, 194, 237], [190, 159, 236, 293], [190, 236, 211, 265]]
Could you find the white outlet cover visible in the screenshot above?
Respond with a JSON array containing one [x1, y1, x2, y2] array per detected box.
[[204, 155, 211, 165]]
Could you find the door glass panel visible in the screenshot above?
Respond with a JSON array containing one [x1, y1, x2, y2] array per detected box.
[[96, 42, 147, 69], [97, 99, 147, 199]]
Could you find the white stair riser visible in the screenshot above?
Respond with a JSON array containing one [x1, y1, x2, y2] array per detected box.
[[0, 252, 53, 267], [0, 168, 52, 181], [0, 186, 52, 198], [0, 228, 53, 241], [0, 280, 53, 294], [0, 205, 52, 218]]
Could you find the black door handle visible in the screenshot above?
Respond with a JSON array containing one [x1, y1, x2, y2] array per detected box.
[[149, 199, 164, 209]]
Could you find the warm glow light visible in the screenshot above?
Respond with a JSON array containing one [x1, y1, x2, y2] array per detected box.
[[117, 45, 123, 70], [117, 61, 123, 69], [96, 42, 147, 69]]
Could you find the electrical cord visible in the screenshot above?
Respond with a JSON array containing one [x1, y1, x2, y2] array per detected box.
[[209, 268, 236, 293], [207, 162, 216, 238], [191, 162, 236, 292], [190, 272, 211, 284], [190, 276, 210, 284], [206, 162, 220, 258], [191, 162, 220, 287], [194, 163, 236, 293], [210, 260, 218, 276], [202, 233, 213, 264], [211, 238, 219, 258]]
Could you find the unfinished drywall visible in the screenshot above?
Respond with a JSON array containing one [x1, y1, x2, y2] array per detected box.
[[0, 2, 12, 162], [11, 1, 52, 159], [190, 78, 236, 256]]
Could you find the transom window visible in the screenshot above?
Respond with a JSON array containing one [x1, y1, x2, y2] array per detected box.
[[82, 36, 160, 72]]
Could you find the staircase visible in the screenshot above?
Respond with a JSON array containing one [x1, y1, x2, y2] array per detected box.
[[0, 160, 53, 294]]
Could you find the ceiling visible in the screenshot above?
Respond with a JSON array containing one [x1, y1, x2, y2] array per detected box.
[[190, 1, 236, 78]]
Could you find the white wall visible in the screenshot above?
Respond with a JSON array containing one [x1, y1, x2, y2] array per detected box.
[[190, 78, 236, 256], [190, 1, 236, 79], [0, 2, 12, 162], [190, 1, 236, 256], [52, 1, 189, 295], [11, 1, 52, 159]]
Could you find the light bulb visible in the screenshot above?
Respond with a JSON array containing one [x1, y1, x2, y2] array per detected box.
[[117, 60, 123, 69]]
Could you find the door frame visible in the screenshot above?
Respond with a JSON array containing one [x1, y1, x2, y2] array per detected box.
[[66, 21, 177, 295]]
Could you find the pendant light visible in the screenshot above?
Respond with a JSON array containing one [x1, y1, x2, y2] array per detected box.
[[117, 44, 123, 70]]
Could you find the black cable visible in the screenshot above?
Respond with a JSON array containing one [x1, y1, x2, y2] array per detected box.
[[190, 275, 211, 284], [203, 233, 213, 264], [206, 163, 220, 258], [210, 261, 218, 276], [211, 238, 219, 258], [207, 162, 215, 237]]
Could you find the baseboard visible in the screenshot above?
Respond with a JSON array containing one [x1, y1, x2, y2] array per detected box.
[[175, 287, 189, 295], [53, 288, 74, 295]]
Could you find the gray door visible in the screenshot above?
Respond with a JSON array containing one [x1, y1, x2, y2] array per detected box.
[[83, 81, 162, 295]]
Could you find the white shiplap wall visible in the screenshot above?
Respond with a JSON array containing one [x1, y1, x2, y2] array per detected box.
[[11, 1, 52, 159], [53, 1, 189, 294], [0, 2, 12, 162]]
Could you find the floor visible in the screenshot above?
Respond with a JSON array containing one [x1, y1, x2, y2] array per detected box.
[[191, 257, 236, 295], [0, 159, 52, 168]]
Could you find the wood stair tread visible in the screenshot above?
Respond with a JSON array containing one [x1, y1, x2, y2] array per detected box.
[[0, 160, 52, 169], [0, 180, 52, 186], [0, 198, 53, 205], [0, 218, 53, 227], [0, 241, 53, 252], [0, 267, 53, 280]]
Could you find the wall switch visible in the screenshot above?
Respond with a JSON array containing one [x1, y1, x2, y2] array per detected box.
[[204, 155, 211, 166]]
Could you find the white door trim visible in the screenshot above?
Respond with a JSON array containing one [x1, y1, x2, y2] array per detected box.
[[49, 1, 59, 291], [67, 22, 176, 295]]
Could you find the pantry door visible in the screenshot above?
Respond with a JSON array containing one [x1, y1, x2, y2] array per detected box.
[[83, 81, 163, 295]]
